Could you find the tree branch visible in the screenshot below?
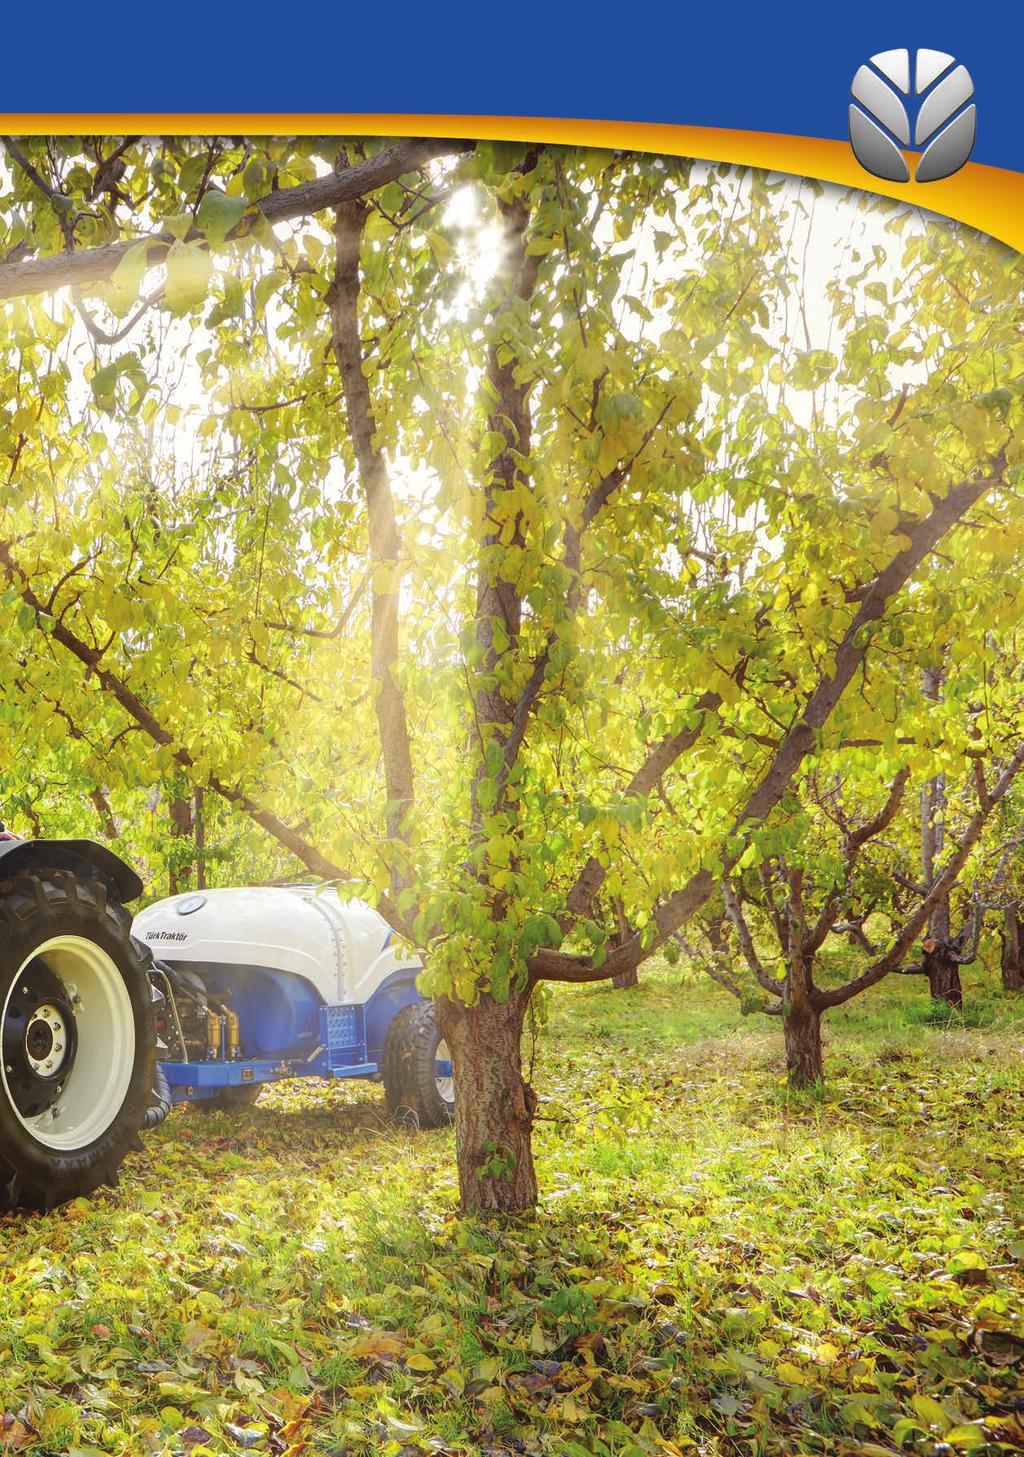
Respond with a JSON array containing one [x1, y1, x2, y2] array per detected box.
[[817, 740, 1024, 1008], [501, 404, 679, 790], [831, 919, 879, 955], [530, 455, 1007, 985], [803, 767, 909, 956], [0, 541, 388, 914], [0, 138, 472, 303], [722, 880, 779, 994], [266, 568, 370, 640], [563, 690, 723, 923]]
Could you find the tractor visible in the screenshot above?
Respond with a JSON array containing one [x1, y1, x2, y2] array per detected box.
[[0, 837, 452, 1212]]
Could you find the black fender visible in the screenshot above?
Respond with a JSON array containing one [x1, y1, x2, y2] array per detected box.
[[0, 839, 144, 904]]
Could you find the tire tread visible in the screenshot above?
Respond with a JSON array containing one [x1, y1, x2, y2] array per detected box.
[[0, 869, 154, 1213], [382, 1001, 453, 1130]]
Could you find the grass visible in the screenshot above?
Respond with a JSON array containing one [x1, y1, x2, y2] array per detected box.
[[1, 966, 1022, 1456]]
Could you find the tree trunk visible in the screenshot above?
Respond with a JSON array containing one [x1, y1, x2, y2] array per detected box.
[[332, 199, 416, 857], [920, 665, 952, 941], [783, 997, 823, 1088], [611, 902, 639, 988], [168, 793, 194, 895], [919, 674, 964, 1009], [194, 786, 207, 890], [921, 941, 964, 1008], [1001, 908, 1024, 992], [436, 989, 538, 1213]]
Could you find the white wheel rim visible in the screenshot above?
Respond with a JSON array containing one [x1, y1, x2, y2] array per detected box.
[[1, 935, 135, 1151], [434, 1039, 454, 1106]]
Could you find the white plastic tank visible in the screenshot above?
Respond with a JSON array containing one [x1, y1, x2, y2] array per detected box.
[[133, 885, 421, 1006]]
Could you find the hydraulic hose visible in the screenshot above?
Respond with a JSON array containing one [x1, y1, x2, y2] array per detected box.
[[142, 1062, 172, 1129]]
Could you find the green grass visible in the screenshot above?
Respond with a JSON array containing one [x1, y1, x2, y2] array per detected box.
[[1, 967, 1022, 1456]]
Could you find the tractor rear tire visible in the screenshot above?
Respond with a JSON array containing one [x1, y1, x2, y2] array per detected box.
[[382, 1001, 455, 1130], [197, 1084, 264, 1112], [0, 869, 156, 1212]]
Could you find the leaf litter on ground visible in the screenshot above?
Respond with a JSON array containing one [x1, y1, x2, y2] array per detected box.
[[0, 969, 1021, 1456]]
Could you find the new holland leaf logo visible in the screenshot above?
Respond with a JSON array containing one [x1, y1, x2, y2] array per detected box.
[[849, 49, 976, 183]]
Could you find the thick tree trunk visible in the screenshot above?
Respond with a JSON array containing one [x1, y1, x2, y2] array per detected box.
[[436, 989, 538, 1213], [613, 967, 639, 990], [1001, 908, 1024, 992], [918, 674, 965, 1009], [783, 996, 823, 1088], [430, 193, 542, 1216], [921, 941, 965, 1007]]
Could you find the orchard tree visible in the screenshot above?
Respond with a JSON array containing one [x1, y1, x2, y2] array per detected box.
[[1000, 902, 1024, 991], [0, 136, 1020, 1209], [687, 738, 1024, 1087]]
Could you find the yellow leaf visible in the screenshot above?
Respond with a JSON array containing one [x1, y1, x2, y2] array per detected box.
[[911, 1394, 950, 1433], [182, 1322, 218, 1353], [776, 1361, 806, 1385], [406, 1352, 436, 1372], [870, 506, 899, 542], [344, 1384, 375, 1401], [945, 1425, 987, 1449]]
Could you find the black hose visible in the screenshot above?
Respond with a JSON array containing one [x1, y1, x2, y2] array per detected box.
[[142, 1062, 172, 1130]]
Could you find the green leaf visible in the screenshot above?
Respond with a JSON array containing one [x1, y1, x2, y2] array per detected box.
[[195, 188, 248, 246], [163, 242, 213, 314]]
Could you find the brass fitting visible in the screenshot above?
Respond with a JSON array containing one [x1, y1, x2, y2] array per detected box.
[[223, 1006, 241, 1059], [205, 1007, 222, 1060]]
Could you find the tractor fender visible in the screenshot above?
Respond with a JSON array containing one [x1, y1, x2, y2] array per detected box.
[[363, 967, 426, 1062], [0, 838, 144, 904]]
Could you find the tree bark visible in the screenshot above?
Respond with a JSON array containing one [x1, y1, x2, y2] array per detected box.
[[921, 940, 965, 1008], [920, 666, 956, 976], [612, 902, 639, 988], [436, 990, 538, 1213], [783, 995, 824, 1088], [781, 916, 823, 1089], [90, 786, 118, 841], [434, 185, 542, 1214], [469, 187, 541, 832], [194, 786, 207, 890], [168, 792, 194, 895], [1001, 907, 1024, 992], [331, 199, 415, 856]]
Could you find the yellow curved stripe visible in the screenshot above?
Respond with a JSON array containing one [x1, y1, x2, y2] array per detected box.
[[3, 114, 1021, 252]]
